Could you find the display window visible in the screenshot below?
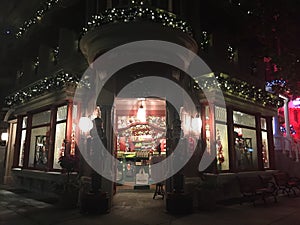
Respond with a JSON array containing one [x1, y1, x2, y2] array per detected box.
[[216, 123, 229, 171], [261, 118, 270, 168], [233, 110, 258, 170], [18, 117, 27, 167], [234, 126, 258, 170], [215, 106, 229, 171], [15, 104, 69, 171]]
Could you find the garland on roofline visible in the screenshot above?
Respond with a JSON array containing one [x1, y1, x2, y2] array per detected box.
[[193, 73, 283, 108], [4, 70, 81, 106], [81, 6, 193, 37]]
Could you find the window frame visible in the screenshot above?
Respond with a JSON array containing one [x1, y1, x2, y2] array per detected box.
[[13, 103, 69, 171]]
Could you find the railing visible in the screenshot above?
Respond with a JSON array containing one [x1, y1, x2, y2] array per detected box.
[[274, 136, 300, 162]]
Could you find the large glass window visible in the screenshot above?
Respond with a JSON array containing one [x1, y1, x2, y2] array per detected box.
[[28, 126, 50, 168], [233, 111, 255, 128], [53, 105, 68, 169], [215, 106, 229, 171], [16, 105, 68, 170], [216, 123, 229, 170], [53, 123, 66, 169], [18, 117, 27, 167], [234, 127, 258, 170], [233, 110, 257, 170], [32, 110, 51, 126], [261, 118, 270, 168]]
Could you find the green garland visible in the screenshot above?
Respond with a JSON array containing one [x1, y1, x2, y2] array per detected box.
[[16, 0, 60, 38], [5, 72, 283, 108], [5, 71, 80, 106], [198, 73, 284, 108], [82, 6, 193, 37]]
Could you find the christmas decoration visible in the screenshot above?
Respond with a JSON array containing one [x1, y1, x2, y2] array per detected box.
[[16, 0, 60, 38], [280, 124, 296, 135], [81, 6, 193, 37], [5, 70, 81, 106], [200, 31, 210, 51], [195, 73, 284, 108], [265, 79, 289, 94], [216, 130, 224, 170]]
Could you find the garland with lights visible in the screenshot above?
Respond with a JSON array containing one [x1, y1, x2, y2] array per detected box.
[[82, 6, 193, 37], [265, 79, 289, 94], [195, 73, 283, 108], [5, 71, 282, 108], [200, 31, 211, 51], [5, 71, 80, 106], [16, 0, 60, 38], [217, 73, 283, 107]]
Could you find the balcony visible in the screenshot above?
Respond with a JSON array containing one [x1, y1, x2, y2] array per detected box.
[[79, 6, 198, 64]]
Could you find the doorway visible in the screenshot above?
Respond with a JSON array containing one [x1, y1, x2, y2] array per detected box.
[[114, 97, 167, 191]]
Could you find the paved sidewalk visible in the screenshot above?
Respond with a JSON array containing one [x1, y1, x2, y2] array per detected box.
[[1, 187, 300, 225]]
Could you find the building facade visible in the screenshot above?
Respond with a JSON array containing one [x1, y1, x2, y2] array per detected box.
[[1, 0, 288, 208]]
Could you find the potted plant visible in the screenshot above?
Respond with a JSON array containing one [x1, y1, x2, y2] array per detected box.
[[57, 153, 80, 208], [166, 172, 193, 214], [196, 173, 218, 210]]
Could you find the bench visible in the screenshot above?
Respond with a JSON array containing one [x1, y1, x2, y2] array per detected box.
[[273, 172, 300, 196], [237, 175, 277, 206]]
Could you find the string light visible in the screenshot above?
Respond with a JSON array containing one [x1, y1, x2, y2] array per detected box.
[[16, 0, 60, 38], [81, 6, 193, 38], [199, 73, 284, 108], [5, 71, 82, 106]]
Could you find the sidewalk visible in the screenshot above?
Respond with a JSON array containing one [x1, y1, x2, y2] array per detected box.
[[1, 186, 300, 225]]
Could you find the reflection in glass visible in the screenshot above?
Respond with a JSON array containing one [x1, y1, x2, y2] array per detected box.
[[28, 126, 50, 168], [18, 130, 26, 167], [57, 105, 67, 121], [234, 127, 257, 170], [262, 131, 269, 168], [32, 111, 51, 127], [233, 111, 255, 127]]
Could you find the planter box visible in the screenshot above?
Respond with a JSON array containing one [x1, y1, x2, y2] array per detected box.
[[166, 193, 193, 214], [79, 192, 109, 214]]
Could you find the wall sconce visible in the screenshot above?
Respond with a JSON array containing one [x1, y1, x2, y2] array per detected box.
[[1, 132, 8, 141], [137, 100, 146, 122], [0, 132, 8, 146], [79, 117, 93, 133]]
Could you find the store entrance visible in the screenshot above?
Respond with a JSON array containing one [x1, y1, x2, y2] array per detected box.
[[114, 98, 167, 191]]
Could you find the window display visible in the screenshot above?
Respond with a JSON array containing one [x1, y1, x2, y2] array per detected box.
[[28, 126, 50, 168], [234, 127, 258, 170], [216, 124, 229, 170]]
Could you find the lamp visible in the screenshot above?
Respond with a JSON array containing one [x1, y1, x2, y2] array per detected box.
[[137, 101, 146, 122], [1, 132, 8, 141], [79, 117, 93, 133]]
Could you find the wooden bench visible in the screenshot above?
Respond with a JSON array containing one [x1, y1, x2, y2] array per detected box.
[[237, 175, 277, 206], [273, 172, 300, 196]]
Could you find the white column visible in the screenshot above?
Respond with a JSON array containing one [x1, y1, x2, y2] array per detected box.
[[280, 95, 292, 157]]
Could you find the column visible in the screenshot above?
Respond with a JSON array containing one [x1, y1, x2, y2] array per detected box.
[[281, 95, 292, 156]]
